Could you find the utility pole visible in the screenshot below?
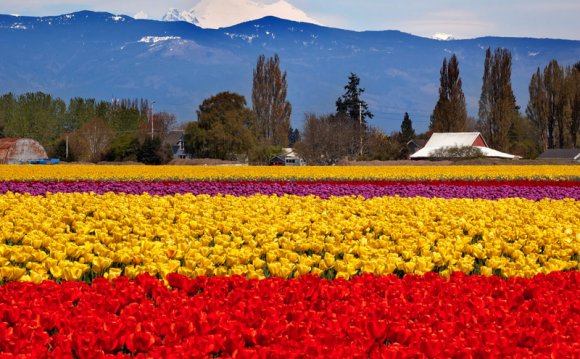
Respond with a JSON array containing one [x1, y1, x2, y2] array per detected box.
[[359, 102, 363, 157], [150, 100, 155, 140]]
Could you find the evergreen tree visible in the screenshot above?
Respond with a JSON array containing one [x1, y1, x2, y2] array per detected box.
[[336, 73, 373, 157], [136, 137, 172, 165], [478, 48, 519, 152], [252, 54, 292, 147], [430, 54, 467, 132], [288, 127, 300, 147], [336, 73, 373, 125], [400, 112, 415, 143], [0, 93, 16, 138]]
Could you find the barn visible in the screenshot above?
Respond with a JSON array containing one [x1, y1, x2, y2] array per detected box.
[[410, 132, 520, 160], [0, 138, 48, 164]]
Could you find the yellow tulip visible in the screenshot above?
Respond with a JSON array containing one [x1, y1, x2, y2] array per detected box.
[[92, 256, 112, 273], [29, 270, 48, 284], [0, 266, 26, 281], [63, 265, 84, 281], [49, 265, 63, 279], [104, 268, 123, 280]]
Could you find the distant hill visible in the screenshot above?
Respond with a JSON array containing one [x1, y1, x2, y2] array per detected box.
[[1, 11, 579, 132]]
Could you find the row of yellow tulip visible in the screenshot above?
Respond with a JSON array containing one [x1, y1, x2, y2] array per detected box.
[[1, 164, 579, 181], [0, 192, 578, 283]]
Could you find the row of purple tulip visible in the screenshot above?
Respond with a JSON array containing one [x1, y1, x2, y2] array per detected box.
[[0, 180, 577, 200]]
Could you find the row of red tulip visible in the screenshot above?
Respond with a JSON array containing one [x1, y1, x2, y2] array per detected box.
[[1, 271, 578, 357]]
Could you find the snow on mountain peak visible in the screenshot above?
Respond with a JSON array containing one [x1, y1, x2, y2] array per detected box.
[[139, 36, 182, 44], [432, 32, 455, 41], [162, 8, 199, 25], [134, 11, 149, 20], [162, 0, 319, 28]]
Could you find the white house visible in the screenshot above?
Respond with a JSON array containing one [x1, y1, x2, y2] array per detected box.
[[410, 132, 520, 160], [270, 148, 306, 166]]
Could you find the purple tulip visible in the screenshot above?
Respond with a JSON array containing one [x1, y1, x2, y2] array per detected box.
[[0, 180, 578, 200]]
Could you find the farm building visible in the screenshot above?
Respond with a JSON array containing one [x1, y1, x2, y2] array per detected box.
[[406, 138, 427, 155], [410, 132, 520, 160], [537, 148, 580, 162], [269, 148, 306, 166], [0, 138, 48, 164], [164, 130, 189, 160]]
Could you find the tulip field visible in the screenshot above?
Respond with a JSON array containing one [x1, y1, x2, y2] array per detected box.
[[0, 165, 579, 357]]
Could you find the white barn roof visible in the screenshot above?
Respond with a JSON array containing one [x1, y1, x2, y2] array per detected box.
[[410, 132, 520, 159], [420, 132, 487, 148]]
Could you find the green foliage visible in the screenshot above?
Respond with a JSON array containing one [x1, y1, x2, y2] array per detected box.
[[400, 112, 415, 144], [49, 138, 76, 162], [364, 128, 402, 161], [508, 115, 541, 159], [185, 92, 256, 160], [248, 145, 283, 165], [336, 73, 373, 126], [109, 98, 149, 134], [288, 127, 300, 147], [0, 92, 159, 161], [103, 134, 140, 162], [1, 92, 66, 151], [430, 145, 485, 159], [136, 137, 172, 165], [430, 55, 467, 132]]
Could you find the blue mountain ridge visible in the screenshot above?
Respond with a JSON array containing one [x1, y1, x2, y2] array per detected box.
[[1, 11, 579, 132]]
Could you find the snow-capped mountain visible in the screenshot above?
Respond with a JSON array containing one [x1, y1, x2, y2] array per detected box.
[[432, 32, 455, 41], [0, 11, 578, 132], [162, 0, 319, 28], [161, 8, 199, 25]]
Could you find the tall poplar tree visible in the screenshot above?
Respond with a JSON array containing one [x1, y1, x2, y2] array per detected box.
[[526, 68, 549, 151], [429, 54, 467, 132], [543, 60, 567, 148], [570, 64, 580, 147], [526, 60, 578, 149], [477, 48, 519, 152], [252, 54, 292, 147], [400, 112, 415, 143]]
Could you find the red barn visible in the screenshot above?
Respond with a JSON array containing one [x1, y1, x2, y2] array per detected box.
[[0, 138, 48, 164]]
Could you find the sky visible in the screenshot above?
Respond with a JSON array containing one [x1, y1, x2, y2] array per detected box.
[[1, 0, 579, 40]]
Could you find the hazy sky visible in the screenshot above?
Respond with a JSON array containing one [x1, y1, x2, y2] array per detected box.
[[1, 0, 579, 40]]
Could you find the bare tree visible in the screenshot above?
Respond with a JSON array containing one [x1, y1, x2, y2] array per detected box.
[[71, 117, 114, 162], [526, 68, 549, 151], [526, 60, 578, 149], [294, 113, 358, 165], [478, 48, 518, 152], [252, 54, 292, 147], [139, 111, 176, 141]]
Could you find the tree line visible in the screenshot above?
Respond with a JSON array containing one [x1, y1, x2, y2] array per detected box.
[[419, 49, 579, 158], [1, 51, 578, 164], [183, 54, 294, 164], [0, 94, 176, 163]]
